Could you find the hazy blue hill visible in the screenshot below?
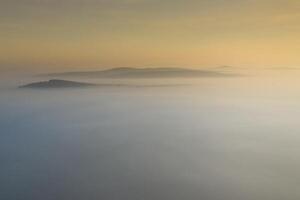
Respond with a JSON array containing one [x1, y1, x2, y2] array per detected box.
[[44, 67, 236, 78], [20, 79, 96, 88]]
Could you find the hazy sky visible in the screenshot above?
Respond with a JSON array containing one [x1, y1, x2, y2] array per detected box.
[[1, 0, 300, 72]]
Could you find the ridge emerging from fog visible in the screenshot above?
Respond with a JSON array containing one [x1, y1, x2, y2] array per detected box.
[[43, 67, 238, 78]]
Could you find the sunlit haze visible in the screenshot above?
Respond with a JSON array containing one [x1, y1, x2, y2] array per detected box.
[[2, 1, 300, 200], [1, 0, 300, 72]]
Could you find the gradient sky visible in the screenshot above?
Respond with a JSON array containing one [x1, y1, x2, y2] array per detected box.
[[1, 0, 300, 72]]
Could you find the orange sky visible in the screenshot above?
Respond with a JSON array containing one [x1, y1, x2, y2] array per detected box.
[[1, 0, 300, 72]]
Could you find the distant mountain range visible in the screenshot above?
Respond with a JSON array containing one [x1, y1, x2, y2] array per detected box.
[[43, 67, 237, 78], [24, 68, 238, 89], [19, 79, 184, 89], [20, 79, 96, 89]]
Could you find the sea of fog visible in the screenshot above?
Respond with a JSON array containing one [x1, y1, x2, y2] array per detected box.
[[1, 70, 300, 200]]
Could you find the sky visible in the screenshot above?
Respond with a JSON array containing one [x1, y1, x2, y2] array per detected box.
[[1, 0, 300, 72]]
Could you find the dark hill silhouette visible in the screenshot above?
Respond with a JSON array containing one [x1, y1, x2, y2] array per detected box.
[[20, 79, 96, 88], [19, 79, 185, 89], [44, 67, 237, 78]]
